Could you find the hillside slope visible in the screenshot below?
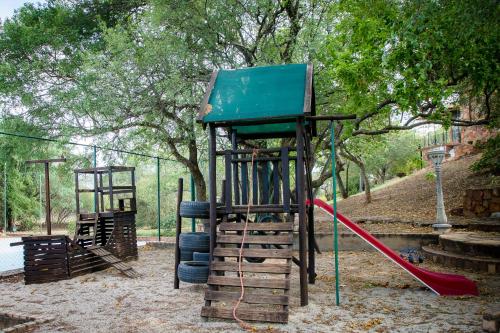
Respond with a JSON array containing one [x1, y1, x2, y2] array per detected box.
[[329, 154, 480, 223]]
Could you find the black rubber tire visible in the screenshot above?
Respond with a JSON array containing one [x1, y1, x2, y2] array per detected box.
[[179, 232, 210, 253], [180, 249, 194, 261], [179, 201, 210, 218], [193, 252, 210, 261], [177, 261, 209, 284]]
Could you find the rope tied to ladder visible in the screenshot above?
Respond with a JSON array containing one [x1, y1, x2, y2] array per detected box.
[[232, 148, 258, 331]]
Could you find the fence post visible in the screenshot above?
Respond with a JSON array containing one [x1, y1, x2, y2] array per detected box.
[[93, 145, 97, 213], [190, 174, 195, 232], [3, 163, 6, 233], [330, 121, 340, 306], [156, 157, 161, 241], [39, 173, 42, 221]]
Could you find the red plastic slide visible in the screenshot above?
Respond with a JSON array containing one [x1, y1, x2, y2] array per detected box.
[[311, 198, 479, 296]]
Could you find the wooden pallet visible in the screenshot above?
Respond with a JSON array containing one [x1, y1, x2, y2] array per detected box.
[[201, 221, 293, 323], [88, 247, 140, 278]]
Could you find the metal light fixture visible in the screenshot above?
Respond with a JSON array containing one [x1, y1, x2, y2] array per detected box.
[[427, 147, 452, 233]]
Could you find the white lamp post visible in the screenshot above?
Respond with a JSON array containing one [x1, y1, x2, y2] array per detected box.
[[427, 147, 452, 233]]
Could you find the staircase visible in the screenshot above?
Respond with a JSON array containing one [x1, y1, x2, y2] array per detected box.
[[74, 213, 99, 248], [422, 220, 500, 274], [201, 221, 294, 324]]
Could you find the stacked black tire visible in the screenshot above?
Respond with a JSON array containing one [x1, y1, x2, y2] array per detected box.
[[177, 201, 210, 284], [179, 232, 210, 261]]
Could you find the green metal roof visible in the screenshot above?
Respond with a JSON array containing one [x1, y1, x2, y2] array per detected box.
[[198, 64, 315, 138]]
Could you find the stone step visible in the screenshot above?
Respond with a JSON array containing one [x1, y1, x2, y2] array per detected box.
[[467, 220, 500, 233], [439, 232, 500, 258], [422, 245, 500, 274], [483, 303, 500, 333]]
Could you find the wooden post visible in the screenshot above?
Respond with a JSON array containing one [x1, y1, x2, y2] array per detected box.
[[208, 125, 217, 260], [108, 169, 114, 211], [174, 178, 183, 289], [305, 132, 316, 284], [206, 125, 217, 307], [99, 173, 104, 213], [296, 119, 308, 306], [26, 158, 66, 235], [44, 163, 51, 235], [231, 132, 240, 206]]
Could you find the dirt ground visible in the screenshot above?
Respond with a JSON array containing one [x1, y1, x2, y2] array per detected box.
[[334, 155, 481, 223], [1, 246, 498, 333]]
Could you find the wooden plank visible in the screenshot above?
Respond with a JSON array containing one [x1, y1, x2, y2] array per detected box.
[[252, 160, 258, 204], [210, 261, 291, 274], [88, 247, 140, 278], [219, 222, 293, 232], [205, 290, 288, 305], [217, 234, 293, 245], [281, 147, 290, 213], [262, 161, 269, 204], [201, 306, 288, 323], [213, 248, 291, 259], [272, 160, 280, 204], [24, 257, 67, 265], [241, 161, 248, 204], [24, 249, 67, 259], [225, 151, 232, 214], [217, 205, 298, 214], [207, 276, 289, 289]]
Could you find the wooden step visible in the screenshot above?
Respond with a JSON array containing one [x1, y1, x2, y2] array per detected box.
[[76, 235, 95, 240], [205, 290, 288, 305], [210, 261, 291, 274], [76, 220, 97, 225], [217, 234, 293, 245], [219, 222, 293, 232], [201, 306, 288, 323], [207, 276, 289, 289], [213, 248, 291, 259]]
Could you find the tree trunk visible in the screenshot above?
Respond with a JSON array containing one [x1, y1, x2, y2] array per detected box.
[[190, 165, 207, 201], [336, 167, 348, 199], [359, 163, 371, 203], [339, 144, 372, 203]]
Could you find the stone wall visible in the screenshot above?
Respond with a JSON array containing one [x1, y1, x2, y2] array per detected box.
[[463, 187, 500, 217]]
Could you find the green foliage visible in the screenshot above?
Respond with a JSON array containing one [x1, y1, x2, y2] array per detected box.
[[425, 172, 436, 182], [471, 136, 500, 175], [364, 132, 421, 183], [320, 0, 498, 134], [0, 0, 497, 208]]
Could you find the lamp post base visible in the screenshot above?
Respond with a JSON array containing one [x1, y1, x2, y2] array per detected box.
[[432, 223, 452, 234]]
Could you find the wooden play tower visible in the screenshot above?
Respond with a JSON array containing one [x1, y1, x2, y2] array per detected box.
[[198, 64, 320, 323], [14, 166, 140, 284], [74, 166, 138, 259]]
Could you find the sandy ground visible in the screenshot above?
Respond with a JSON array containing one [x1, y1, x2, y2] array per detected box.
[[1, 246, 498, 333]]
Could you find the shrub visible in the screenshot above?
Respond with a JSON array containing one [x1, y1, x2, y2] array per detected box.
[[471, 136, 500, 175], [425, 172, 436, 181]]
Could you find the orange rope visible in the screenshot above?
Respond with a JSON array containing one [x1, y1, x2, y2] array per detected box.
[[232, 148, 258, 331]]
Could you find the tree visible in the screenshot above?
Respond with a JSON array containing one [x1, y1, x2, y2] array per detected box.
[[0, 0, 497, 205], [0, 0, 331, 201], [0, 116, 82, 230], [320, 0, 498, 139]]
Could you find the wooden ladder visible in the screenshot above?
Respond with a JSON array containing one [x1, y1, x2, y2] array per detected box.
[[201, 221, 293, 324], [74, 213, 99, 247], [88, 247, 141, 278]]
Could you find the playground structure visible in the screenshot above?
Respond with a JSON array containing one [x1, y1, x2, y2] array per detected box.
[[194, 63, 352, 323], [173, 63, 479, 325], [12, 166, 140, 284]]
